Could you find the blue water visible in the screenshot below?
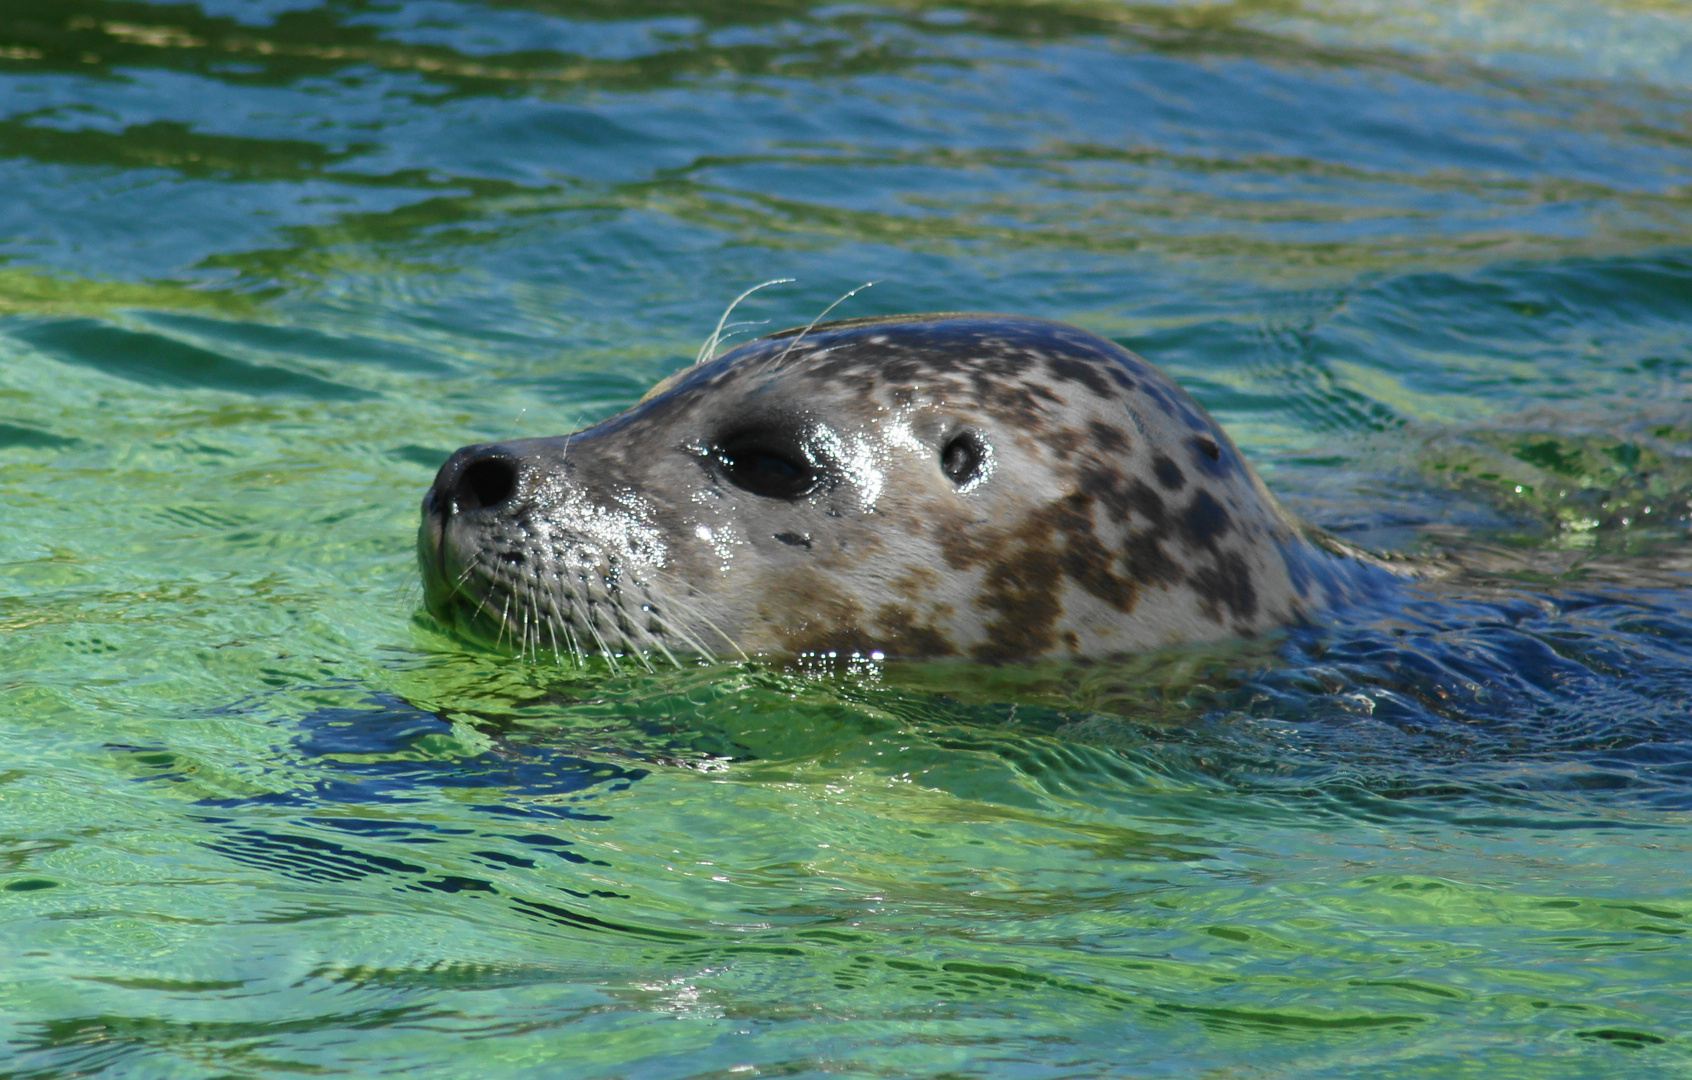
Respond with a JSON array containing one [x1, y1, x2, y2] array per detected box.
[[2, 1, 1692, 1076]]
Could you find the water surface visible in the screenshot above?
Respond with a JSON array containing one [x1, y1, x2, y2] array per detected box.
[[2, 1, 1692, 1076]]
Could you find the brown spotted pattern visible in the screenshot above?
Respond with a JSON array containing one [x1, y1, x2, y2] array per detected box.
[[419, 313, 1361, 662]]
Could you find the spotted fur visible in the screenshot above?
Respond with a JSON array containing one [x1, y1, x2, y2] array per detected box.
[[419, 313, 1376, 663]]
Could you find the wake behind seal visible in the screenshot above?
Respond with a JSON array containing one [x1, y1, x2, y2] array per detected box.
[[419, 313, 1378, 663]]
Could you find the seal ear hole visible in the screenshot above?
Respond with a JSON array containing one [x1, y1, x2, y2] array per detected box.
[[715, 432, 817, 500], [941, 431, 988, 486]]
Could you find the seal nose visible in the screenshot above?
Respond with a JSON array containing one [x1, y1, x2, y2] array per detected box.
[[429, 445, 521, 517]]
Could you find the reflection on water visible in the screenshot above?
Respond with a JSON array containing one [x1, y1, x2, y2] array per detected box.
[[3, 0, 1690, 292], [2, 0, 1691, 1076]]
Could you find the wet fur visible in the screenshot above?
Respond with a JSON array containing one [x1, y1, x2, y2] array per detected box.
[[420, 314, 1372, 664]]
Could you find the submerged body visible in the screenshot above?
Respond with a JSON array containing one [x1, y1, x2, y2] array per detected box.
[[419, 313, 1370, 662]]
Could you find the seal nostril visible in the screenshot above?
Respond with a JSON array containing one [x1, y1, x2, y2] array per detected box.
[[454, 455, 519, 512]]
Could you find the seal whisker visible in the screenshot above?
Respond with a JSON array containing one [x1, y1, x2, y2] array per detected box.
[[520, 595, 537, 660], [439, 559, 489, 620], [699, 278, 795, 365], [633, 604, 686, 669], [634, 567, 749, 662], [465, 591, 500, 640], [707, 320, 769, 356], [492, 591, 514, 652], [524, 582, 545, 661], [542, 602, 568, 667], [663, 611, 720, 662], [661, 593, 748, 662], [533, 593, 550, 663], [770, 281, 877, 371], [644, 606, 712, 662], [525, 588, 543, 660], [626, 635, 657, 673], [556, 599, 587, 666], [509, 595, 529, 658], [577, 602, 623, 673], [510, 584, 529, 659], [463, 585, 514, 653], [648, 636, 684, 670], [453, 563, 477, 591]]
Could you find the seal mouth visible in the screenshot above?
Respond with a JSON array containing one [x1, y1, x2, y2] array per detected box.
[[416, 511, 484, 636]]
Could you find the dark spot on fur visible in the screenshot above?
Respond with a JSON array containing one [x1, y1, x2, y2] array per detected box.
[[1042, 426, 1085, 459], [1088, 420, 1129, 454], [944, 493, 1142, 663], [761, 573, 873, 655], [1127, 479, 1166, 523], [972, 545, 1066, 663], [1077, 467, 1173, 529], [1076, 463, 1130, 522], [1048, 495, 1136, 613], [874, 604, 959, 657], [1152, 454, 1185, 490], [974, 377, 1064, 429], [1123, 524, 1182, 589], [1179, 490, 1231, 549], [933, 509, 984, 573], [1187, 550, 1258, 623], [1117, 480, 1184, 588], [1044, 353, 1115, 399]]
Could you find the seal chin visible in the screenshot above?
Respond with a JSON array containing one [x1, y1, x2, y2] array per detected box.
[[416, 494, 485, 639], [417, 312, 1376, 663]]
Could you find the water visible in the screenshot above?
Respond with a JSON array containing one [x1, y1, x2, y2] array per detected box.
[[2, 1, 1691, 1076]]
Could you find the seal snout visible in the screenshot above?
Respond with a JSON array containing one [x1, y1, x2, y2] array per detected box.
[[428, 445, 522, 518], [419, 441, 546, 641]]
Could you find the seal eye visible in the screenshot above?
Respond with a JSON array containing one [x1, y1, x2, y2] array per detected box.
[[941, 431, 988, 486], [716, 433, 817, 500]]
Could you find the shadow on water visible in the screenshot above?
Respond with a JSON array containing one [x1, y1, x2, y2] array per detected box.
[[187, 692, 723, 937]]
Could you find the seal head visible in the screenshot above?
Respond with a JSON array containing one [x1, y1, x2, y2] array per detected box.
[[420, 313, 1352, 662]]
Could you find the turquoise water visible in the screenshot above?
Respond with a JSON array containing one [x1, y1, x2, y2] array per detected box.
[[3, 1, 1692, 1076]]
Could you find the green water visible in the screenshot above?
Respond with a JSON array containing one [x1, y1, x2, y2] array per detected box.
[[3, 1, 1692, 1076]]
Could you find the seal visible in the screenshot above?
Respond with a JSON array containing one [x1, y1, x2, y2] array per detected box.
[[419, 313, 1373, 663]]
